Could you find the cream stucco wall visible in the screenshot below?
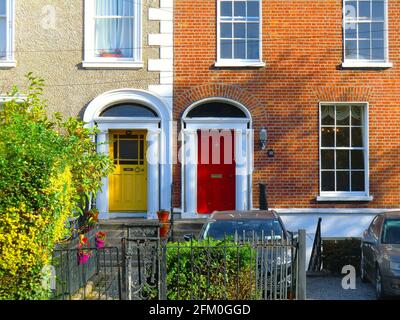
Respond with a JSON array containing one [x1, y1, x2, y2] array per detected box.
[[0, 0, 161, 117]]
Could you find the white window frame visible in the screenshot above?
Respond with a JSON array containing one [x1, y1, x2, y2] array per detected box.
[[83, 0, 143, 69], [317, 102, 373, 202], [342, 0, 392, 68], [0, 0, 15, 68], [215, 0, 265, 67]]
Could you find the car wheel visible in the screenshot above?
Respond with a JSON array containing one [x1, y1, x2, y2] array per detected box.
[[360, 254, 368, 283], [375, 266, 385, 300]]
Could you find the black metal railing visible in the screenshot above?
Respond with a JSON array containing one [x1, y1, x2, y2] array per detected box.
[[51, 247, 121, 300], [122, 227, 301, 301]]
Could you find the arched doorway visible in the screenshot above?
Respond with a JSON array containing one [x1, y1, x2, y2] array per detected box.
[[181, 98, 253, 218], [84, 89, 172, 219]]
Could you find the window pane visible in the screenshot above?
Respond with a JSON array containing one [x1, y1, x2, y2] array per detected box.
[[234, 1, 246, 19], [321, 105, 335, 125], [345, 40, 357, 59], [351, 150, 365, 169], [100, 103, 158, 117], [336, 127, 350, 147], [371, 22, 384, 39], [372, 1, 385, 21], [358, 40, 370, 59], [0, 17, 5, 59], [352, 127, 364, 147], [234, 23, 246, 38], [221, 1, 233, 18], [337, 171, 350, 191], [221, 23, 232, 38], [247, 23, 259, 38], [336, 105, 350, 125], [345, 1, 358, 20], [95, 18, 134, 58], [345, 23, 357, 39], [321, 150, 334, 169], [321, 127, 335, 147], [359, 1, 371, 20], [247, 40, 259, 59], [221, 40, 233, 58], [351, 106, 363, 125], [119, 140, 138, 160], [322, 171, 335, 191], [358, 23, 370, 39], [372, 40, 384, 60], [247, 1, 260, 18], [0, 0, 5, 15], [337, 150, 350, 169], [95, 0, 134, 16], [234, 39, 246, 59], [352, 171, 365, 191]]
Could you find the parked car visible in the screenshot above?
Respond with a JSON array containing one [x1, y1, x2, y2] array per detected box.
[[361, 211, 400, 299], [198, 210, 290, 241]]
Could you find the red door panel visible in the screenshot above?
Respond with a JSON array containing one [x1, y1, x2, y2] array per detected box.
[[197, 130, 236, 214]]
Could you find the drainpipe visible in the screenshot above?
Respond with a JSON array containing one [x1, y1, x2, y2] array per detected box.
[[259, 183, 268, 211]]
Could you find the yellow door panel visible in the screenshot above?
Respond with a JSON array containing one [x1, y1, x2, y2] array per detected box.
[[109, 130, 147, 212]]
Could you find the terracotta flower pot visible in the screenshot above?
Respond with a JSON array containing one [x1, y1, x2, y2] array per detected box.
[[100, 53, 123, 58], [95, 238, 105, 249], [157, 210, 170, 223], [77, 252, 90, 265], [160, 223, 170, 238]]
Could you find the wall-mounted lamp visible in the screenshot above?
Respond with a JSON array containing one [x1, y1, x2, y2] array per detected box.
[[259, 127, 268, 150]]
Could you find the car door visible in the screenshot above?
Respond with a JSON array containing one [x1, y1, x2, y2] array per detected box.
[[363, 216, 380, 277]]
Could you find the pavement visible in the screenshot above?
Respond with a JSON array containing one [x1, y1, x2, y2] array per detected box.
[[307, 275, 376, 300]]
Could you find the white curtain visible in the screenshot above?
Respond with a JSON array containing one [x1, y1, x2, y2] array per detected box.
[[321, 105, 363, 123], [95, 0, 134, 58]]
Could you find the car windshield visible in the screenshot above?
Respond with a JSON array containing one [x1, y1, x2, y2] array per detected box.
[[382, 219, 400, 244], [203, 219, 284, 240]]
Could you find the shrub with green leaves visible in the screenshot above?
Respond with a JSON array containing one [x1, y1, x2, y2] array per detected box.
[[165, 239, 258, 300], [0, 74, 114, 299]]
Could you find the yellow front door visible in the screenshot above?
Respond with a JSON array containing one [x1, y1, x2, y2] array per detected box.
[[109, 130, 147, 212]]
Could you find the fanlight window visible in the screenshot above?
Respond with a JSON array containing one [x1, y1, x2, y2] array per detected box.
[[186, 102, 247, 118], [100, 103, 158, 117]]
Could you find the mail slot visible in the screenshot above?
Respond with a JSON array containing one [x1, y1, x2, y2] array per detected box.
[[124, 168, 134, 172], [211, 174, 223, 179]]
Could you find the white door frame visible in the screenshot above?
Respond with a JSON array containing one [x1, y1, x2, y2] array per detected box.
[[84, 89, 173, 219], [181, 98, 254, 219]]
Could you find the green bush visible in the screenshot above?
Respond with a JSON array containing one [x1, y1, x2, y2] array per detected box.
[[165, 240, 258, 300], [322, 238, 361, 274], [0, 74, 114, 299]]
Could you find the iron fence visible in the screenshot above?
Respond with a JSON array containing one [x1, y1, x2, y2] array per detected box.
[[123, 225, 306, 301], [51, 247, 121, 300]]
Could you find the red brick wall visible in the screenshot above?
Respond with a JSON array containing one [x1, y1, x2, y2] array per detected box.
[[173, 0, 400, 209]]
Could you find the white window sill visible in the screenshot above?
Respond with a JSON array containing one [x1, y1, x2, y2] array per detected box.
[[82, 61, 144, 69], [0, 60, 16, 69], [317, 195, 374, 202], [341, 61, 393, 69], [214, 60, 266, 68]]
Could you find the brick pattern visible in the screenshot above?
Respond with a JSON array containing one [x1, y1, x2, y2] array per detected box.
[[173, 0, 400, 210]]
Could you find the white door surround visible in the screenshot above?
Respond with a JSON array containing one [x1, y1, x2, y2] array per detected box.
[[83, 89, 173, 220], [181, 98, 254, 219]]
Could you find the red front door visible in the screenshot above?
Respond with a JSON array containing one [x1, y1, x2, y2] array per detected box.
[[197, 130, 236, 214]]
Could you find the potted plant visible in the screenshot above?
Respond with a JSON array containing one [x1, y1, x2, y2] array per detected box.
[[95, 231, 106, 249], [77, 234, 91, 265], [99, 48, 123, 58], [157, 209, 170, 223], [160, 223, 171, 238]]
